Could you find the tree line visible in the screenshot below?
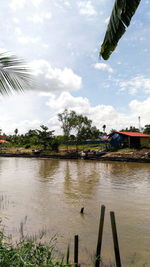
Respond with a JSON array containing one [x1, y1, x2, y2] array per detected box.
[[0, 109, 150, 151]]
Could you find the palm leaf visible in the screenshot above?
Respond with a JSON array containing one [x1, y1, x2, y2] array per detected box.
[[100, 0, 141, 60], [0, 52, 31, 95]]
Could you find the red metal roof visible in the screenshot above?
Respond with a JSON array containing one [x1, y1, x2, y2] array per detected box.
[[118, 132, 150, 137], [0, 139, 8, 143]]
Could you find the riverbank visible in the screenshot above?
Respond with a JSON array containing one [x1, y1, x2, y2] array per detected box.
[[99, 150, 150, 163], [0, 149, 150, 163], [0, 151, 79, 159]]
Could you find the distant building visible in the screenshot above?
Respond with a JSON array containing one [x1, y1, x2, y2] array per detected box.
[[0, 139, 8, 143], [109, 131, 150, 149]]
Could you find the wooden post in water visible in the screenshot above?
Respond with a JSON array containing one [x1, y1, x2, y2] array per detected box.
[[74, 235, 79, 266], [110, 211, 122, 267], [95, 205, 105, 267]]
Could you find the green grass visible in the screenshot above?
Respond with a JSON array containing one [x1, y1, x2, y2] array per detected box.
[[117, 148, 136, 153], [0, 231, 71, 267], [59, 144, 106, 151]]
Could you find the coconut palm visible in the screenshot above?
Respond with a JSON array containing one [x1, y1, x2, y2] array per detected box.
[[100, 0, 141, 60], [0, 52, 31, 95]]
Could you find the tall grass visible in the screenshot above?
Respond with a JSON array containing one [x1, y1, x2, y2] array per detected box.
[[0, 230, 71, 266]]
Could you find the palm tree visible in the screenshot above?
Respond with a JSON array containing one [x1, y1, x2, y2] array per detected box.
[[0, 52, 31, 95], [100, 0, 141, 60], [102, 124, 106, 133]]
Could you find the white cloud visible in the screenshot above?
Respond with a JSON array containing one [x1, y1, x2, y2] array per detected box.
[[9, 0, 26, 10], [94, 63, 114, 73], [28, 12, 52, 24], [119, 76, 150, 95], [12, 17, 20, 24], [63, 1, 70, 7], [104, 17, 110, 24], [18, 36, 40, 45], [0, 92, 42, 134], [31, 0, 44, 8], [3, 119, 41, 134], [10, 0, 44, 10], [15, 27, 40, 45], [130, 98, 150, 115], [78, 1, 97, 16], [30, 60, 82, 92], [46, 92, 90, 112]]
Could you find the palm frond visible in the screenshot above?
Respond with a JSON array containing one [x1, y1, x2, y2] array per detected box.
[[0, 52, 31, 95], [100, 0, 141, 60]]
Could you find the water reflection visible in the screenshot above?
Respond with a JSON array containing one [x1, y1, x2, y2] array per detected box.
[[63, 161, 100, 200], [37, 159, 60, 181], [0, 193, 10, 210]]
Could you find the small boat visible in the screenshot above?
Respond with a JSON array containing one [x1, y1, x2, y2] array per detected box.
[[81, 150, 106, 160]]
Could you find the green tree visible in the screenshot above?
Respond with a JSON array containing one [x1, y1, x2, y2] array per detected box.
[[58, 109, 76, 149], [102, 124, 106, 134], [58, 109, 101, 149], [72, 114, 92, 148], [109, 129, 117, 134], [100, 0, 141, 60], [37, 125, 54, 150], [120, 126, 139, 132], [143, 125, 150, 135], [25, 129, 39, 146], [14, 128, 18, 135], [89, 126, 102, 139], [0, 52, 31, 95]]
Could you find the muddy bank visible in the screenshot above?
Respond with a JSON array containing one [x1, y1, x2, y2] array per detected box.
[[0, 150, 150, 163], [0, 152, 79, 159], [99, 150, 150, 163]]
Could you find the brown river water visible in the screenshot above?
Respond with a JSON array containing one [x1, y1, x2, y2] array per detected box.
[[0, 157, 150, 266]]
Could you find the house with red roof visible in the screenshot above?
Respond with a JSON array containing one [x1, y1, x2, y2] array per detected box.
[[0, 139, 8, 143], [110, 131, 150, 149]]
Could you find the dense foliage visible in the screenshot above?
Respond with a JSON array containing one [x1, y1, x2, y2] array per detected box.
[[58, 109, 102, 148], [1, 111, 150, 152], [120, 126, 140, 132], [0, 231, 70, 267], [143, 125, 150, 135], [5, 125, 59, 151]]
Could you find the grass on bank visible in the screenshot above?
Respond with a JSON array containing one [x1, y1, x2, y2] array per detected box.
[[0, 230, 71, 267], [1, 142, 150, 155], [0, 143, 106, 155]]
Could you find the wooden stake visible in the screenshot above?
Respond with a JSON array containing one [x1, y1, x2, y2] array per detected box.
[[95, 205, 105, 267], [74, 235, 79, 266], [110, 211, 122, 267]]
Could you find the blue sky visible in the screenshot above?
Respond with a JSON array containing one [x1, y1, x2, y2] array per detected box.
[[0, 0, 150, 134]]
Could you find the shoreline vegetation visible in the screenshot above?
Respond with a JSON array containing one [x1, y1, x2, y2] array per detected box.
[[0, 111, 150, 165], [0, 230, 71, 267], [0, 229, 117, 267]]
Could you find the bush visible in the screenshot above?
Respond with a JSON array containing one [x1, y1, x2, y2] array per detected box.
[[24, 144, 31, 149], [0, 231, 71, 267]]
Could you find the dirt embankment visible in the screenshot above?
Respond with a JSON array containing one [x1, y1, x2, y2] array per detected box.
[[1, 149, 150, 163], [100, 150, 150, 163], [0, 149, 79, 159]]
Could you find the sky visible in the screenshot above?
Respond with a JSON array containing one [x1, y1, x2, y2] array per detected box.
[[0, 0, 150, 135]]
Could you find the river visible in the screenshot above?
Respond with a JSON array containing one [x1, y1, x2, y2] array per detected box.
[[0, 157, 150, 266]]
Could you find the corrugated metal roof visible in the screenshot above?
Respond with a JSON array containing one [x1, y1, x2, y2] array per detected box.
[[0, 139, 8, 143], [118, 132, 150, 137]]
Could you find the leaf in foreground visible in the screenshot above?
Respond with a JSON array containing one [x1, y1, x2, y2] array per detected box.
[[0, 52, 31, 95], [100, 0, 141, 60]]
